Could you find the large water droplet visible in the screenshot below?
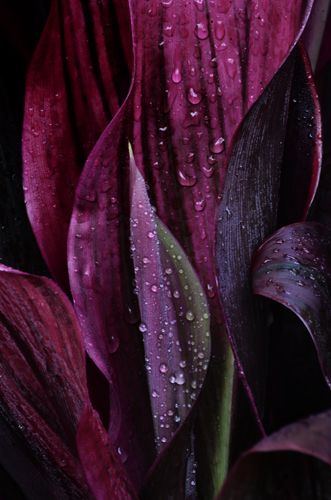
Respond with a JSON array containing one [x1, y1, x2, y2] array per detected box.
[[177, 169, 197, 187], [215, 20, 225, 40], [195, 22, 209, 40], [171, 67, 182, 83], [187, 87, 202, 105], [210, 137, 225, 154]]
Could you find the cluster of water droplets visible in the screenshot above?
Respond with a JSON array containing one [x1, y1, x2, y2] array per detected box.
[[129, 164, 211, 449]]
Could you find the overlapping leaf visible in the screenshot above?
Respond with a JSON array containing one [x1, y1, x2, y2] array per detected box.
[[130, 147, 211, 448], [68, 0, 315, 493], [23, 0, 132, 287], [0, 265, 134, 499], [252, 222, 331, 389], [216, 46, 321, 423], [218, 410, 331, 499]]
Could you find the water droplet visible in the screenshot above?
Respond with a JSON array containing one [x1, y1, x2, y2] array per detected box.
[[160, 363, 169, 374], [226, 58, 237, 79], [151, 284, 158, 293], [210, 137, 225, 154], [171, 67, 182, 83], [165, 267, 172, 275], [186, 152, 195, 163], [173, 290, 180, 298], [195, 22, 209, 40], [148, 231, 155, 239], [206, 283, 215, 298], [202, 165, 214, 178], [175, 371, 185, 385], [163, 22, 174, 37], [152, 390, 159, 398], [215, 20, 225, 40], [139, 323, 147, 333], [194, 198, 206, 212], [161, 0, 173, 6], [186, 310, 195, 321], [193, 0, 205, 11], [177, 169, 197, 187], [179, 360, 187, 368], [187, 87, 202, 105]]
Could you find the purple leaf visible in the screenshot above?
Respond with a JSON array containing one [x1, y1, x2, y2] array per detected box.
[[215, 46, 321, 424], [68, 122, 156, 488], [77, 406, 137, 500], [69, 0, 315, 493], [217, 410, 331, 499], [130, 146, 211, 448], [252, 222, 331, 390], [22, 0, 132, 288], [0, 265, 134, 499], [0, 265, 89, 498]]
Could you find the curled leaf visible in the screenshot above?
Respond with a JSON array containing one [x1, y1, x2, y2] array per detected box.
[[252, 222, 331, 389], [218, 410, 331, 499]]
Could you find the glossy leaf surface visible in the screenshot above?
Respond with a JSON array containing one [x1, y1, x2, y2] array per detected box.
[[218, 410, 331, 499], [23, 0, 132, 287], [0, 265, 89, 498], [252, 222, 331, 389], [216, 46, 321, 424], [130, 148, 211, 448]]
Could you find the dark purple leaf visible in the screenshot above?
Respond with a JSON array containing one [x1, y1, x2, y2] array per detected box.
[[23, 0, 132, 288], [77, 406, 137, 500], [215, 45, 321, 425], [0, 265, 133, 499], [252, 222, 331, 389], [218, 410, 331, 499], [0, 265, 89, 498]]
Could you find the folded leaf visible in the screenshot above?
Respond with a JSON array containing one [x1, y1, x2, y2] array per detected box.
[[130, 146, 211, 448], [0, 265, 133, 499], [23, 0, 132, 288], [216, 46, 321, 424], [252, 222, 331, 389], [217, 410, 331, 499]]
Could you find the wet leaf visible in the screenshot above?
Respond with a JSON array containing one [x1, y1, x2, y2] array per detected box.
[[130, 145, 211, 449], [252, 222, 331, 389], [218, 410, 331, 499], [215, 46, 321, 425], [23, 0, 132, 288]]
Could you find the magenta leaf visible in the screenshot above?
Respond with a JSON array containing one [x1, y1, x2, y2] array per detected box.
[[0, 265, 133, 499], [216, 46, 321, 424], [77, 406, 137, 500], [0, 265, 89, 498], [69, 0, 315, 493], [252, 222, 331, 389], [68, 125, 155, 488], [218, 410, 331, 499], [130, 146, 211, 448], [22, 0, 132, 288]]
